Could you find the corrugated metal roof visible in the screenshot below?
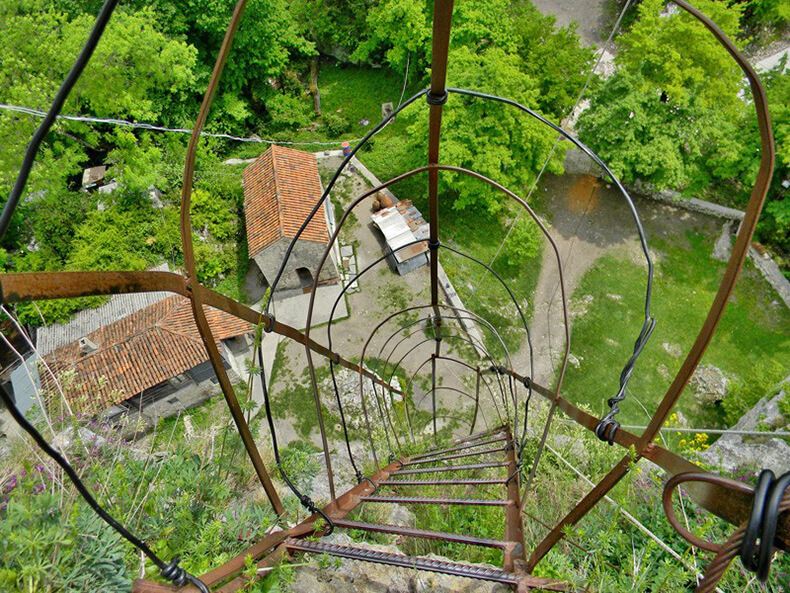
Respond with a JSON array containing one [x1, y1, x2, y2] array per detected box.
[[371, 204, 428, 263]]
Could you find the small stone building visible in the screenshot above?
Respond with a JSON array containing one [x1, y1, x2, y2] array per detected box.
[[243, 145, 339, 295], [39, 294, 253, 418]]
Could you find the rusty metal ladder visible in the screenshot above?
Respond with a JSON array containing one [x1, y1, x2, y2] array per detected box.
[[280, 425, 566, 592]]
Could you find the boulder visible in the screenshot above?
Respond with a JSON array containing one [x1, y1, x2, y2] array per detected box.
[[688, 365, 729, 405]]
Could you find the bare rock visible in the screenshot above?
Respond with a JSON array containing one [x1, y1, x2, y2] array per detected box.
[[661, 342, 683, 357], [701, 377, 790, 475], [688, 365, 730, 405], [712, 220, 734, 262]]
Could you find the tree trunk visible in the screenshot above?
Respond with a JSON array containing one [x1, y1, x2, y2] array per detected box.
[[310, 55, 321, 116]]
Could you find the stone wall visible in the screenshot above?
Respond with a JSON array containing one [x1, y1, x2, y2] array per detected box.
[[253, 236, 339, 293], [748, 245, 790, 308]]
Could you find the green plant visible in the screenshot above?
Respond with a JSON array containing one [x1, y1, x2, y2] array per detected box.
[[322, 112, 351, 136]]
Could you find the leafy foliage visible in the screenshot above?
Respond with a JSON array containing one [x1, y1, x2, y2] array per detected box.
[[578, 0, 748, 193], [406, 45, 564, 213]]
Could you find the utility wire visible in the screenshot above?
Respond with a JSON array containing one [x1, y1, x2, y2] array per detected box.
[[544, 443, 726, 593], [0, 0, 121, 240], [0, 103, 361, 146], [0, 0, 210, 588]]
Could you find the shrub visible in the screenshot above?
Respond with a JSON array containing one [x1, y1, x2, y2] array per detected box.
[[323, 112, 351, 136]]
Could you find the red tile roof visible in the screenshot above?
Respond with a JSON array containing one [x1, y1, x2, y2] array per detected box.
[[243, 145, 330, 257], [42, 296, 252, 414]]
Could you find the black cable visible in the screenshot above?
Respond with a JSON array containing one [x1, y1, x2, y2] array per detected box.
[[369, 377, 395, 459], [257, 344, 334, 535], [0, 0, 119, 241], [0, 384, 210, 592], [740, 469, 790, 581], [327, 358, 369, 480]]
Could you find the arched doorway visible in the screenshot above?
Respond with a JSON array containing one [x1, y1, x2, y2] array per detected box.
[[295, 267, 314, 293]]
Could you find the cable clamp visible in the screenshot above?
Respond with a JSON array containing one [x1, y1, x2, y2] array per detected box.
[[161, 558, 210, 592], [426, 90, 448, 106], [594, 418, 619, 446], [428, 239, 441, 250], [263, 313, 275, 333], [299, 495, 335, 536], [522, 376, 531, 389], [357, 473, 379, 493]]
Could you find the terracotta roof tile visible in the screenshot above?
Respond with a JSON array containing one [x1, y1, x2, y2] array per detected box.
[[42, 296, 252, 414], [243, 145, 329, 257]]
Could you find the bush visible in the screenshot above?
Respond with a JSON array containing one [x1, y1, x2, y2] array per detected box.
[[266, 93, 312, 130], [503, 216, 542, 268], [322, 112, 351, 136]]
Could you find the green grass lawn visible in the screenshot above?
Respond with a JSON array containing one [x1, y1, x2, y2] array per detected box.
[[560, 231, 790, 429]]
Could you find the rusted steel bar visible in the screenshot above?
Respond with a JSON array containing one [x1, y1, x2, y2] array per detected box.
[[283, 538, 568, 590], [380, 478, 507, 486], [431, 354, 438, 442], [361, 495, 512, 507], [0, 271, 406, 401], [427, 0, 454, 320], [359, 304, 513, 444], [332, 519, 509, 548], [526, 0, 775, 570], [428, 425, 507, 451], [404, 353, 505, 430], [390, 462, 509, 476], [410, 435, 508, 460], [171, 0, 285, 517], [401, 446, 507, 466], [504, 426, 528, 574], [472, 366, 481, 435], [501, 370, 758, 536], [132, 522, 315, 592], [378, 321, 508, 424]]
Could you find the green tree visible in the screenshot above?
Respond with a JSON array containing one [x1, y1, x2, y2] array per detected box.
[[0, 1, 198, 219], [511, 1, 597, 119], [756, 65, 790, 256], [351, 0, 430, 72], [404, 46, 564, 213], [578, 0, 750, 193]]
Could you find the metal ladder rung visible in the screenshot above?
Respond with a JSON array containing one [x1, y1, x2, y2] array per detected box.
[[360, 495, 512, 507], [380, 478, 507, 487], [390, 462, 508, 476], [401, 447, 507, 466], [410, 435, 508, 460], [332, 519, 508, 548], [283, 538, 567, 590]]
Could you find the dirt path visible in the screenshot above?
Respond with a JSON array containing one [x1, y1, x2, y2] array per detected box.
[[526, 176, 609, 386]]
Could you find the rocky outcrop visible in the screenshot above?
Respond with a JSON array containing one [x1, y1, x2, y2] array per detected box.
[[290, 533, 510, 593], [321, 368, 402, 431], [701, 377, 790, 475]]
